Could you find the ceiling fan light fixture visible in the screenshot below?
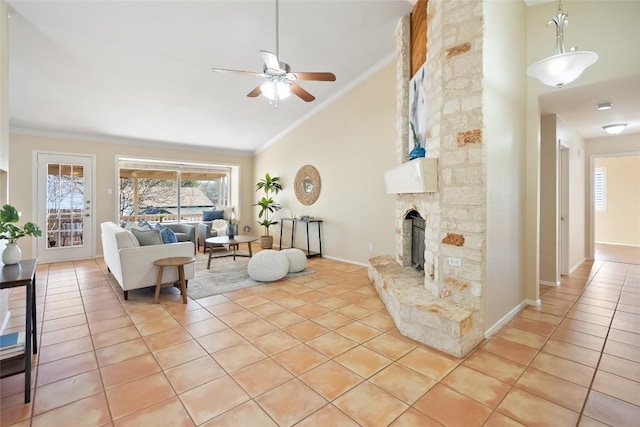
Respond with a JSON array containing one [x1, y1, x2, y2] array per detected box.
[[260, 80, 291, 100], [526, 0, 597, 88], [602, 124, 627, 135]]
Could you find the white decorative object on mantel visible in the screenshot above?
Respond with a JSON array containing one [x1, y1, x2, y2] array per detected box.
[[384, 157, 438, 194]]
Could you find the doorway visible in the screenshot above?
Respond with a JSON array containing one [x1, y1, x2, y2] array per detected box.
[[591, 153, 640, 264], [36, 153, 95, 263]]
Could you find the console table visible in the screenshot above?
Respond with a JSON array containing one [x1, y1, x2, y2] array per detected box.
[[0, 259, 38, 403], [279, 218, 323, 258]]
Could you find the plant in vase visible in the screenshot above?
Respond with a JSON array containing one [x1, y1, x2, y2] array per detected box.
[[0, 204, 42, 265], [254, 173, 282, 249], [226, 214, 238, 239], [409, 121, 426, 160]]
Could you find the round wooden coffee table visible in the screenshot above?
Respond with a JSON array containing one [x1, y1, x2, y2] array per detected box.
[[205, 235, 257, 268], [153, 256, 195, 304]]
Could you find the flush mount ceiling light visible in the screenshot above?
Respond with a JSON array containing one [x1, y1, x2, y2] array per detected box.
[[527, 0, 598, 88], [596, 103, 612, 111], [602, 124, 627, 135]]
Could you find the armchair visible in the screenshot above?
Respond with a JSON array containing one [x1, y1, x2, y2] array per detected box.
[[161, 223, 196, 254], [198, 219, 227, 253]]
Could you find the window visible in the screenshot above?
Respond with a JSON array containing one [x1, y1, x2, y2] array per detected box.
[[118, 158, 238, 223], [594, 167, 607, 212]]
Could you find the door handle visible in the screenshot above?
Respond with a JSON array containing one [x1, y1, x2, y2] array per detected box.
[[84, 214, 90, 217]]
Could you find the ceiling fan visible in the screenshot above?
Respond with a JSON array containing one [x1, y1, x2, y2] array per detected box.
[[211, 0, 336, 105]]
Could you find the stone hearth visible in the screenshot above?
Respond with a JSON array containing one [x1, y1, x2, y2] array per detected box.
[[369, 256, 480, 357]]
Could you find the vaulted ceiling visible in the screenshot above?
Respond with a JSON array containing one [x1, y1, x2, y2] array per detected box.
[[7, 0, 413, 154], [7, 1, 638, 156]]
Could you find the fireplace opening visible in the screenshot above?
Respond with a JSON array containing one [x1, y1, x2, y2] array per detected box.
[[405, 210, 425, 271]]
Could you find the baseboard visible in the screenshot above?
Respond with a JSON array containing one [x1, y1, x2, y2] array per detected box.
[[596, 241, 640, 248], [484, 300, 528, 338], [540, 280, 560, 287], [322, 255, 368, 268], [569, 258, 587, 274]]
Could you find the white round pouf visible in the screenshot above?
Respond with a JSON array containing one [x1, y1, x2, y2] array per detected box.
[[247, 250, 289, 282], [281, 248, 307, 273]]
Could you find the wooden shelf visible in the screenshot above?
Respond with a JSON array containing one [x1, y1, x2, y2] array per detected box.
[[0, 259, 37, 403]]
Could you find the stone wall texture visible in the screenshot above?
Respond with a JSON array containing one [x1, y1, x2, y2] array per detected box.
[[381, 0, 485, 357]]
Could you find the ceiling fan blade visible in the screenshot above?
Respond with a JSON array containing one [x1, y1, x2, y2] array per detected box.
[[260, 50, 281, 71], [211, 68, 258, 76], [290, 83, 315, 102], [247, 85, 262, 98], [290, 72, 336, 82]]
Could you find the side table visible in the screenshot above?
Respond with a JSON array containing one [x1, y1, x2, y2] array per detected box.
[[279, 218, 323, 258], [0, 259, 38, 403], [153, 256, 195, 304]]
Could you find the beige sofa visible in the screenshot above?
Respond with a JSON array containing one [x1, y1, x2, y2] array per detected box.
[[101, 221, 195, 300]]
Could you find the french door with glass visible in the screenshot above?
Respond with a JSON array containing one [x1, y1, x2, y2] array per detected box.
[[36, 153, 94, 263]]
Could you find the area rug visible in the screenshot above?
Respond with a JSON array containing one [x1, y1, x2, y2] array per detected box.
[[186, 251, 315, 299]]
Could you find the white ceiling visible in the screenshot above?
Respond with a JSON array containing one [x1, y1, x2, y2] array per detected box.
[[7, 0, 413, 154], [540, 74, 640, 139], [7, 1, 638, 155]]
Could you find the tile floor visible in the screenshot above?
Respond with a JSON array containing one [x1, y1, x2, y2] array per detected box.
[[1, 248, 639, 426]]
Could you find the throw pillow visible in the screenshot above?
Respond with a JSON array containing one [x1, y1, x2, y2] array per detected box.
[[137, 220, 154, 230], [154, 223, 178, 244], [131, 228, 163, 246], [202, 209, 221, 222], [115, 229, 140, 248]]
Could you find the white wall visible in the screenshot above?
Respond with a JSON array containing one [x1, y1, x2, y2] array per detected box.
[[253, 61, 397, 265], [483, 0, 528, 330], [0, 1, 8, 332], [539, 114, 558, 284], [594, 155, 640, 246], [0, 1, 7, 174], [557, 116, 586, 273], [526, 1, 640, 300]]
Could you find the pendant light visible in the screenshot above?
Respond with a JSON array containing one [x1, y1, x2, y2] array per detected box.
[[527, 0, 598, 88]]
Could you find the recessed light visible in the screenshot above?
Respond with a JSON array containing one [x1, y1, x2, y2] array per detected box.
[[602, 124, 627, 135], [596, 103, 612, 110]]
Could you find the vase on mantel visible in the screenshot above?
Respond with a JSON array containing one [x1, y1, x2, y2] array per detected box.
[[2, 243, 22, 265], [409, 145, 426, 160]]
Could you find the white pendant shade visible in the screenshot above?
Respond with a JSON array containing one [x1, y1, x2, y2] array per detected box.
[[260, 80, 291, 100], [527, 1, 598, 88], [527, 51, 598, 88]]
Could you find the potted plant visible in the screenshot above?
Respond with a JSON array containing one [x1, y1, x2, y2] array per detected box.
[[0, 204, 42, 265], [226, 213, 238, 239], [409, 121, 426, 160], [254, 173, 282, 249]]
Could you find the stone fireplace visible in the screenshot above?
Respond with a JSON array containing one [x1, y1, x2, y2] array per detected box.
[[368, 0, 485, 358]]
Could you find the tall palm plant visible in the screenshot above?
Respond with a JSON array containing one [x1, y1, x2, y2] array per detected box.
[[254, 173, 283, 248]]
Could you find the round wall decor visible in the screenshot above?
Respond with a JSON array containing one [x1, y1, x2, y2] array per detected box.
[[294, 165, 321, 205]]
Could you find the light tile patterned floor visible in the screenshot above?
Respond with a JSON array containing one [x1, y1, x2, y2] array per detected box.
[[1, 248, 639, 426]]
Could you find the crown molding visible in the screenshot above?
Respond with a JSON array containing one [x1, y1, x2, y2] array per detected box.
[[9, 127, 253, 157]]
